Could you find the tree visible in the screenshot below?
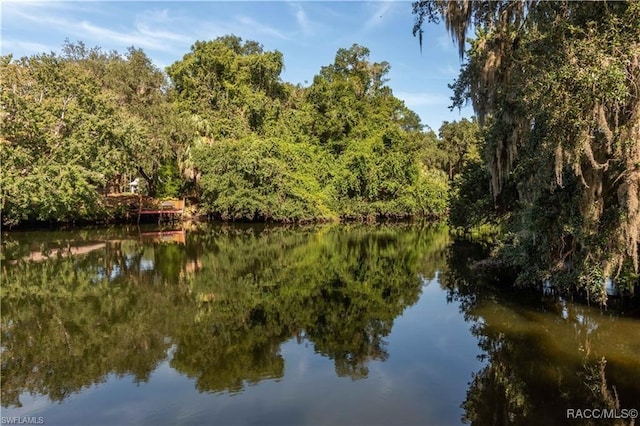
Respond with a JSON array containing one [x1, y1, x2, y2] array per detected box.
[[0, 41, 183, 226], [101, 46, 181, 197], [302, 44, 449, 219], [413, 1, 640, 301], [437, 118, 480, 180], [169, 40, 449, 221], [0, 50, 136, 225], [166, 35, 287, 140], [193, 135, 334, 222], [1, 37, 452, 225], [305, 44, 392, 152]]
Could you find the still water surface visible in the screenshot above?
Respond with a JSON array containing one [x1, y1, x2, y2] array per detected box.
[[1, 224, 639, 425]]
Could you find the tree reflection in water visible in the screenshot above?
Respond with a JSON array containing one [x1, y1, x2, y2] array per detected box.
[[442, 241, 640, 426], [1, 223, 448, 406]]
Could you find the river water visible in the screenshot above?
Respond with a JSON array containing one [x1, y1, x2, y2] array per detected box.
[[1, 223, 638, 425]]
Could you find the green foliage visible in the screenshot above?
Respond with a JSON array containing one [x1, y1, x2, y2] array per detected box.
[[1, 50, 125, 225], [415, 168, 450, 218], [437, 118, 481, 179], [448, 161, 492, 230], [2, 37, 454, 226], [156, 159, 182, 199], [176, 41, 450, 222], [422, 118, 489, 231], [414, 1, 640, 301], [166, 36, 286, 139], [193, 136, 334, 222], [446, 122, 509, 232], [0, 42, 180, 225], [1, 164, 104, 225]]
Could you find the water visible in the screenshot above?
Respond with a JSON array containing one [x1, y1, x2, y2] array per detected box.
[[1, 224, 638, 425]]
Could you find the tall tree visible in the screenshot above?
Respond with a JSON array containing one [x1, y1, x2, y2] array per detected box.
[[413, 1, 640, 300], [304, 44, 449, 219], [0, 49, 138, 225], [0, 41, 182, 226], [101, 45, 182, 197], [438, 118, 481, 179], [305, 44, 393, 152], [166, 35, 287, 140]]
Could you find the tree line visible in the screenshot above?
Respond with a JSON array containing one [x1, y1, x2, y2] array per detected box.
[[1, 37, 478, 226]]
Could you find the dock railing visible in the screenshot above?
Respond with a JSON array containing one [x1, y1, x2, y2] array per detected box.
[[137, 197, 185, 223]]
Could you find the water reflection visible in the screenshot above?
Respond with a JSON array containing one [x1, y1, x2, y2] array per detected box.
[[442, 241, 640, 425], [2, 225, 638, 425], [1, 223, 448, 407]]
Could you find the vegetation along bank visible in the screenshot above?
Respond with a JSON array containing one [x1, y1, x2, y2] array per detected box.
[[1, 38, 459, 227]]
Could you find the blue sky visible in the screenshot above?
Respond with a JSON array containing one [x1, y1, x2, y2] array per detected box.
[[1, 1, 473, 131]]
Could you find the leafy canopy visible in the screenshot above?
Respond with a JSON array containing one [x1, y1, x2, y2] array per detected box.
[[413, 0, 640, 300]]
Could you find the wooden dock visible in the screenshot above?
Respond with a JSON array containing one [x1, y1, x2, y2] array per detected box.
[[104, 194, 186, 223], [137, 197, 185, 223]]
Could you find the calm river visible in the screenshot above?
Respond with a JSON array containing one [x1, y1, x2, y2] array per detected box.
[[1, 223, 639, 425]]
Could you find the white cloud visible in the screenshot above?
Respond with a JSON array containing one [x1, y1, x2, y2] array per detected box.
[[77, 20, 182, 51], [293, 4, 313, 36], [5, 6, 190, 52], [235, 15, 290, 40], [1, 40, 52, 56], [284, 3, 339, 45], [2, 1, 98, 13], [437, 33, 454, 51], [394, 91, 449, 107], [138, 8, 171, 24], [134, 9, 192, 43], [438, 64, 459, 78]]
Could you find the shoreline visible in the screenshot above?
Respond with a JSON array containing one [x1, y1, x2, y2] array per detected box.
[[1, 210, 446, 232]]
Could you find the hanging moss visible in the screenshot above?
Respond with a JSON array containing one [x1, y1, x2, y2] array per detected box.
[[414, 1, 640, 303]]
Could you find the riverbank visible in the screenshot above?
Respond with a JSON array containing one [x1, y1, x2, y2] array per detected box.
[[1, 196, 446, 230]]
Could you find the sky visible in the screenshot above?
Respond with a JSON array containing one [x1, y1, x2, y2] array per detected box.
[[1, 0, 473, 132]]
